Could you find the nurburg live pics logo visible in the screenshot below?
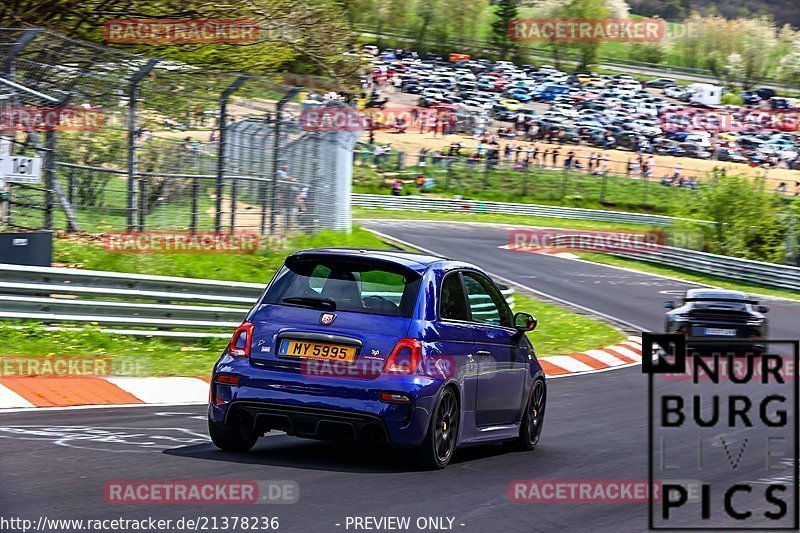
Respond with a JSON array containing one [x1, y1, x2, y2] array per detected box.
[[643, 333, 799, 530]]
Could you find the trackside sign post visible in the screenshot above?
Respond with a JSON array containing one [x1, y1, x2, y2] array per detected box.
[[644, 333, 799, 530], [0, 155, 42, 184]]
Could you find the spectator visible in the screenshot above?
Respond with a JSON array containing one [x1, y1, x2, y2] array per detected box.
[[600, 154, 610, 176], [564, 151, 575, 170], [391, 179, 403, 196]]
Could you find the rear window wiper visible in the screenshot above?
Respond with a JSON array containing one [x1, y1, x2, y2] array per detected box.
[[281, 296, 336, 310]]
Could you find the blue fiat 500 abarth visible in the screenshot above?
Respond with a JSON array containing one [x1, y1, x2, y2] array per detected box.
[[209, 249, 546, 468]]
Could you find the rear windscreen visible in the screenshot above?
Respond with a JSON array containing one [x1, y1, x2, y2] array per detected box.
[[263, 256, 422, 318]]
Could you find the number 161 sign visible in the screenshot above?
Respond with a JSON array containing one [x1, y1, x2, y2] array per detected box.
[[0, 156, 43, 184]]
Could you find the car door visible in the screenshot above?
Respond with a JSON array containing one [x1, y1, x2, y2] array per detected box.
[[462, 271, 528, 427], [433, 271, 478, 417]]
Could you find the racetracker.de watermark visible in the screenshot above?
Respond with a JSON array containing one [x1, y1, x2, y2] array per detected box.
[[660, 109, 800, 134], [103, 19, 260, 44], [509, 18, 665, 42], [104, 480, 298, 505], [508, 229, 665, 254], [509, 479, 663, 503], [0, 356, 149, 377], [0, 107, 104, 131], [300, 106, 458, 132], [102, 231, 259, 254], [299, 355, 462, 380]]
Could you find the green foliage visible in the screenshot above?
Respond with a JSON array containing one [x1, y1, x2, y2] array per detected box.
[[678, 173, 788, 262], [54, 227, 390, 282], [490, 0, 519, 60], [563, 0, 610, 70], [0, 0, 357, 77], [629, 43, 666, 64], [720, 92, 744, 106]]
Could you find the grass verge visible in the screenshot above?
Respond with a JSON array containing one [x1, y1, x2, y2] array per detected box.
[[53, 227, 387, 282], [7, 227, 626, 376], [0, 291, 624, 377]]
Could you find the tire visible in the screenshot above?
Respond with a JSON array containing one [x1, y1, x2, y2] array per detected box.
[[208, 416, 258, 452], [416, 387, 459, 469], [509, 378, 546, 452]]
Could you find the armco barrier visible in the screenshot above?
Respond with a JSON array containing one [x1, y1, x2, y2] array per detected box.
[[0, 263, 515, 337], [612, 246, 800, 292], [545, 234, 800, 292], [352, 193, 682, 227]]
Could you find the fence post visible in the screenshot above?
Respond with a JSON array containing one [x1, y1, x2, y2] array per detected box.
[[2, 28, 40, 77], [215, 75, 249, 233], [446, 157, 454, 189], [190, 177, 200, 233], [259, 131, 269, 236], [269, 87, 302, 234], [785, 213, 797, 266], [642, 173, 648, 207], [126, 59, 158, 232], [43, 128, 56, 229], [600, 171, 609, 203], [138, 177, 147, 229], [522, 163, 528, 196]]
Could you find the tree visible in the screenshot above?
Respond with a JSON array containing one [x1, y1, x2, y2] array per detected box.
[[669, 15, 781, 87], [564, 0, 610, 71], [444, 0, 487, 46], [778, 37, 800, 90], [0, 0, 358, 78], [531, 0, 623, 70], [680, 173, 787, 262], [629, 43, 666, 64], [490, 0, 519, 61]]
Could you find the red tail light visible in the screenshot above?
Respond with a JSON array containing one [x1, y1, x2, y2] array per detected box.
[[383, 339, 422, 374], [228, 322, 254, 357]]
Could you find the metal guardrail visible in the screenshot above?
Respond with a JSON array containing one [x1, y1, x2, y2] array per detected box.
[[544, 234, 800, 292], [353, 193, 680, 226], [611, 246, 800, 292], [0, 263, 515, 336]]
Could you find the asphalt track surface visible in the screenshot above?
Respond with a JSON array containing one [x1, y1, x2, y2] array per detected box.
[[2, 220, 799, 533]]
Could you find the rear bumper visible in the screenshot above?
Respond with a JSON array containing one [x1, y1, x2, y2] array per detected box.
[[224, 401, 390, 444], [209, 358, 444, 448]]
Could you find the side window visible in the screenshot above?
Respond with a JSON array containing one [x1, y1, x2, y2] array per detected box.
[[440, 273, 470, 322], [462, 272, 512, 327]]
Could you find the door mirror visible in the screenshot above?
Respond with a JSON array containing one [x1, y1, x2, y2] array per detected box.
[[514, 312, 537, 332], [663, 301, 675, 309], [756, 305, 769, 313]]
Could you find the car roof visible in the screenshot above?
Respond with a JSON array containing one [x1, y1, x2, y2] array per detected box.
[[685, 288, 749, 301], [290, 248, 446, 273]]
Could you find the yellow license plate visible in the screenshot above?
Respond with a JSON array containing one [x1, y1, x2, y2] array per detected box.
[[279, 340, 357, 363]]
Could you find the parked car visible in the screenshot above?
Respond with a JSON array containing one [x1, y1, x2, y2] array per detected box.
[[645, 77, 676, 88], [680, 142, 712, 159], [740, 91, 761, 105]]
